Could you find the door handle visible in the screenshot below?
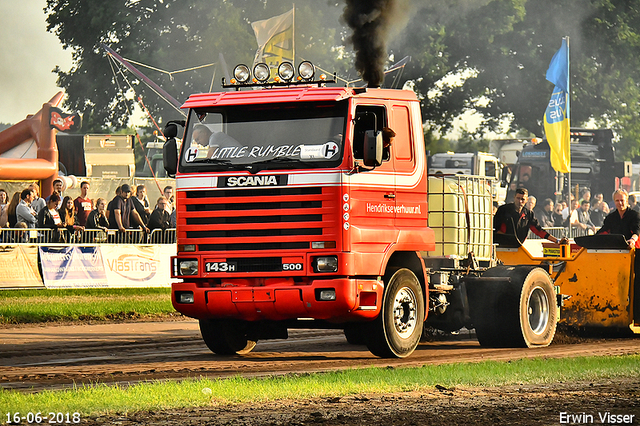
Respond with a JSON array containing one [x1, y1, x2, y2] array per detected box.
[[384, 193, 396, 199]]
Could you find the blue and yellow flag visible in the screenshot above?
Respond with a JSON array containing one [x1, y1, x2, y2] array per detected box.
[[543, 39, 570, 173]]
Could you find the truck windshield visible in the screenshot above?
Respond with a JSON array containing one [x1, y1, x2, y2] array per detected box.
[[179, 101, 347, 173]]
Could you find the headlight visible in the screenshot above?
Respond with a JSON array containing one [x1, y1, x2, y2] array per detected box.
[[253, 63, 270, 82], [278, 62, 295, 81], [176, 291, 194, 304], [316, 289, 336, 301], [179, 259, 198, 276], [233, 64, 250, 83], [298, 61, 315, 80], [314, 256, 338, 273]]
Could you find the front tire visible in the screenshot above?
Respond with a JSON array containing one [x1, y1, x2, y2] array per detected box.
[[199, 319, 257, 355], [471, 265, 557, 348], [365, 268, 425, 358]]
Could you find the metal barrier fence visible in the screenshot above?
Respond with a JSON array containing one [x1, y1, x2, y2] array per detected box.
[[527, 226, 598, 240], [0, 228, 176, 245]]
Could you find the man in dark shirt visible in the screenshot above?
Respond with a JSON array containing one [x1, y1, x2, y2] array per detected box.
[[494, 188, 567, 245], [597, 189, 640, 249], [107, 184, 148, 233]]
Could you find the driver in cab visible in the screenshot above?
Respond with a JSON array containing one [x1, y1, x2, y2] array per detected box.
[[191, 124, 241, 158]]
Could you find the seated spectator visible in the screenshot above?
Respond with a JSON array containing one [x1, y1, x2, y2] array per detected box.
[[37, 194, 66, 243], [85, 197, 109, 232]]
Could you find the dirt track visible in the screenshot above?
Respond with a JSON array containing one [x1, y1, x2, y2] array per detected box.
[[1, 319, 639, 425], [2, 319, 640, 392]]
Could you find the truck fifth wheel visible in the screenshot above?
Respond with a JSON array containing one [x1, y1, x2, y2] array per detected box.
[[164, 62, 559, 358]]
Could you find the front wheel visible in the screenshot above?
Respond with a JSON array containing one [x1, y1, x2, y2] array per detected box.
[[471, 265, 557, 348], [199, 319, 257, 355], [365, 268, 425, 358]]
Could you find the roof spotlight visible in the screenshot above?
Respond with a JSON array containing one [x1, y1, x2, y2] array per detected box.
[[298, 61, 315, 80], [233, 64, 250, 84], [277, 62, 295, 81], [253, 63, 270, 82]]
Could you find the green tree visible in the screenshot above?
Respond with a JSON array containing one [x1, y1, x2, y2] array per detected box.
[[47, 0, 640, 159], [45, 0, 349, 132], [391, 0, 640, 158]]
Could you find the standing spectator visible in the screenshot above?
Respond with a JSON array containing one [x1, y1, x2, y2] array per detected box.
[[37, 194, 65, 243], [629, 194, 640, 213], [29, 183, 46, 214], [106, 186, 122, 223], [131, 184, 151, 225], [45, 178, 64, 208], [170, 208, 176, 228], [571, 199, 597, 234], [591, 198, 610, 228], [16, 188, 37, 228], [6, 192, 20, 228], [552, 203, 566, 227], [0, 189, 8, 228], [525, 195, 537, 212], [85, 198, 109, 232], [535, 198, 555, 228], [580, 189, 591, 206], [60, 196, 84, 233], [148, 197, 171, 232], [163, 186, 174, 213], [73, 181, 93, 227], [108, 184, 148, 233]]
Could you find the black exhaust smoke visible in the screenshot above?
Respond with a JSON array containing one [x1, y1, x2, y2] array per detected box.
[[343, 0, 397, 88]]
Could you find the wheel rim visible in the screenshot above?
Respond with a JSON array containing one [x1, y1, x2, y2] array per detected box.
[[527, 286, 550, 335], [392, 287, 418, 338]]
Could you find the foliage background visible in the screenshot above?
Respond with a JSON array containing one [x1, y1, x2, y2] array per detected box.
[[45, 0, 640, 158]]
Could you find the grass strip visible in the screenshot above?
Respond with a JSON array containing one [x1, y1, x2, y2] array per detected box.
[[0, 288, 174, 323], [1, 354, 638, 416]]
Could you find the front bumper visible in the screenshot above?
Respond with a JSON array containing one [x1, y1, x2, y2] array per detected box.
[[172, 277, 382, 322]]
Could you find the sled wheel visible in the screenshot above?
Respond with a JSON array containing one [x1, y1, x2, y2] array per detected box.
[[471, 265, 557, 348]]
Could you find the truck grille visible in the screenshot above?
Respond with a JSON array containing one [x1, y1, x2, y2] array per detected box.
[[180, 186, 339, 253]]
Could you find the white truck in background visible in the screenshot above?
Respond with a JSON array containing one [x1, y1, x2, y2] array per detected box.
[[428, 151, 507, 203]]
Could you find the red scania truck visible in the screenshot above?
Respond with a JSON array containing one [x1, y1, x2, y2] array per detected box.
[[163, 62, 558, 358]]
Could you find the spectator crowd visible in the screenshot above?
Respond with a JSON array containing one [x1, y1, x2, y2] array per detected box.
[[528, 189, 635, 238], [0, 180, 176, 243]]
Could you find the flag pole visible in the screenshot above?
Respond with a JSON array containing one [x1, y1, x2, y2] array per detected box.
[[566, 36, 571, 239], [292, 4, 296, 64]]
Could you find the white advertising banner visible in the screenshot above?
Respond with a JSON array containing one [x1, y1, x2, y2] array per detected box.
[[99, 245, 176, 288]]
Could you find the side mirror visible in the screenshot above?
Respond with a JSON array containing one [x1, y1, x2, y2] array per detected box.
[[162, 121, 183, 178], [363, 130, 382, 167], [163, 138, 177, 177]]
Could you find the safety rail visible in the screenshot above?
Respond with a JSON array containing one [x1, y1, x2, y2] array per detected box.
[[527, 226, 598, 240], [0, 228, 176, 245]]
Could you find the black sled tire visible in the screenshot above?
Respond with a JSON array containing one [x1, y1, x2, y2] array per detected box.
[[199, 319, 257, 355], [365, 268, 425, 358], [471, 265, 557, 348]]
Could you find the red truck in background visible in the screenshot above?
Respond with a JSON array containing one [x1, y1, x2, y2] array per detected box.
[[162, 61, 558, 358]]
